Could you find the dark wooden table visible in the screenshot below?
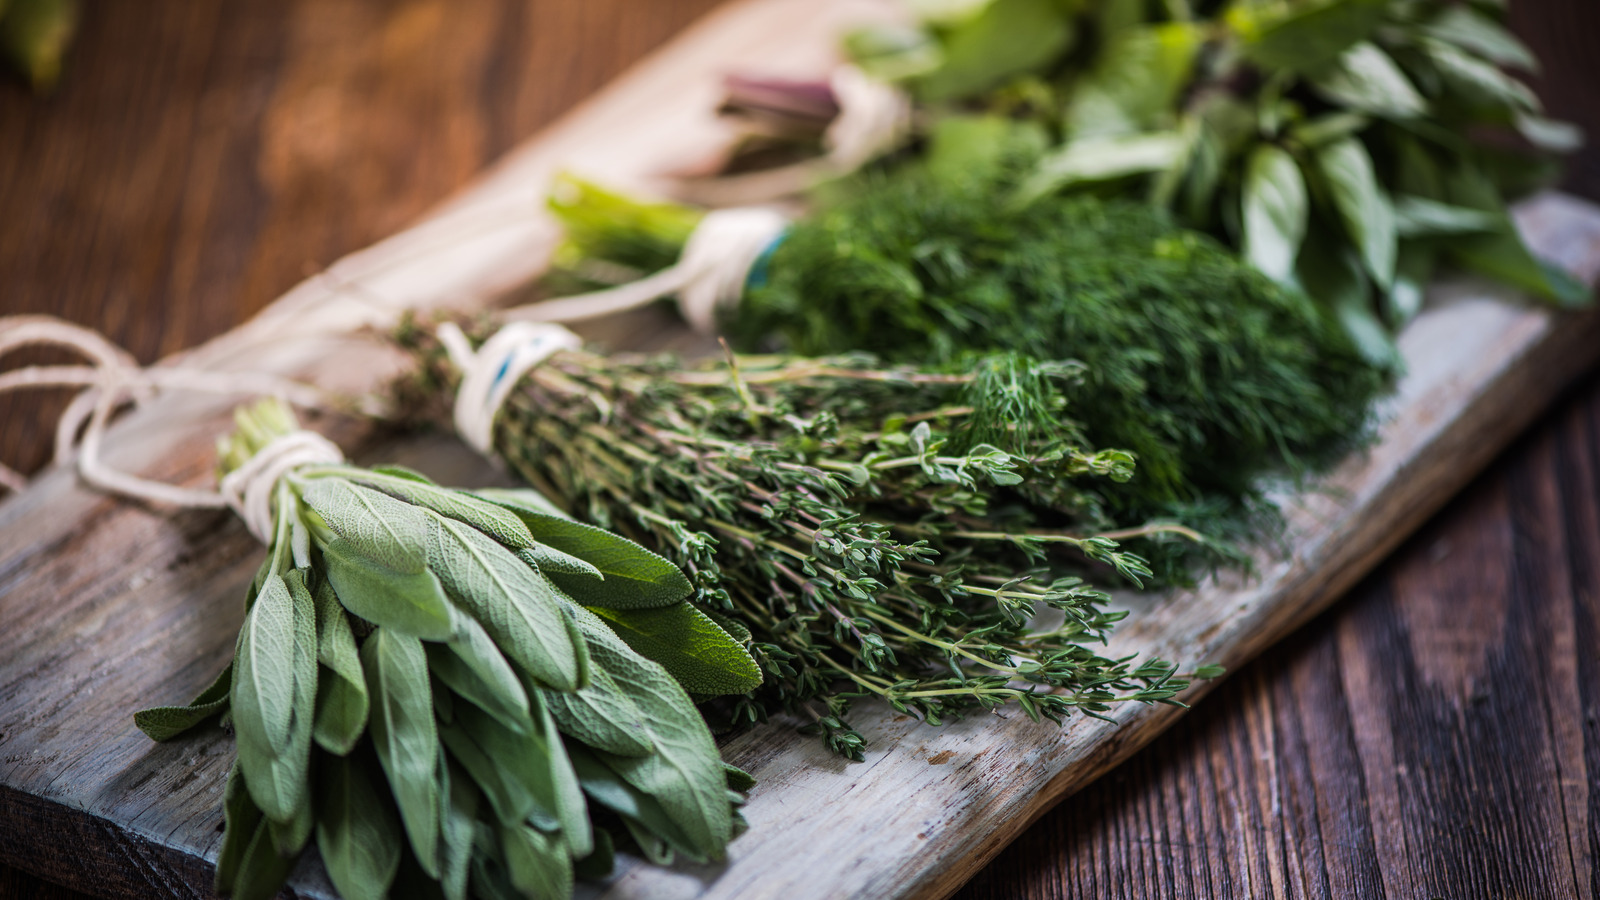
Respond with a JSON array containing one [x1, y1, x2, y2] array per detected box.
[[2, 2, 1597, 898]]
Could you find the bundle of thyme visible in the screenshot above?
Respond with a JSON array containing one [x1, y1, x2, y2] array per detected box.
[[136, 399, 758, 900], [402, 329, 1208, 759]]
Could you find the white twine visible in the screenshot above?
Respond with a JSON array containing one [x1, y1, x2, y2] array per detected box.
[[0, 316, 334, 538], [505, 205, 789, 333], [217, 430, 345, 543], [436, 320, 581, 455]]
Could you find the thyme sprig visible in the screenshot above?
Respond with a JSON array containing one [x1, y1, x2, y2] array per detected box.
[[404, 330, 1204, 759]]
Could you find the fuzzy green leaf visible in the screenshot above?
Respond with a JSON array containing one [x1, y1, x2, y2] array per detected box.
[[134, 660, 232, 742], [356, 475, 537, 550], [301, 479, 429, 572], [567, 744, 701, 864], [501, 823, 573, 900], [230, 810, 297, 900], [482, 490, 691, 610], [1315, 137, 1396, 289], [362, 627, 440, 878], [214, 763, 261, 896], [323, 536, 460, 641], [437, 758, 479, 900], [1241, 143, 1308, 285], [439, 698, 565, 831], [516, 544, 602, 580], [312, 580, 367, 755], [232, 570, 316, 824], [425, 512, 588, 691], [540, 664, 655, 758], [589, 602, 763, 697], [316, 749, 402, 900], [427, 614, 532, 735]]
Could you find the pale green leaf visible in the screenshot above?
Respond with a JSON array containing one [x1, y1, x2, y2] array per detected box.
[[918, 0, 1073, 102], [316, 750, 402, 900], [427, 614, 532, 735], [1014, 131, 1184, 205], [1422, 37, 1539, 112], [1514, 111, 1583, 154], [1315, 137, 1397, 288], [1310, 43, 1426, 119], [1393, 195, 1499, 237], [355, 475, 536, 550], [312, 580, 367, 755], [425, 512, 588, 691], [232, 570, 316, 824], [301, 479, 428, 572], [1065, 23, 1201, 140], [1241, 143, 1308, 285], [1230, 0, 1386, 75], [589, 602, 762, 697], [134, 659, 231, 741], [323, 536, 460, 641], [362, 627, 440, 878], [501, 823, 573, 900], [437, 758, 479, 900]]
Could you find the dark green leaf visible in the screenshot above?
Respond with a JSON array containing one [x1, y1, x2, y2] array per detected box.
[[1420, 5, 1537, 71], [425, 512, 588, 691], [324, 536, 460, 641], [589, 602, 763, 697], [480, 490, 691, 610], [316, 749, 403, 900], [1014, 132, 1184, 205], [230, 810, 296, 900], [312, 580, 367, 755], [566, 744, 698, 864], [918, 0, 1074, 102], [1310, 43, 1426, 119], [1443, 165, 1592, 307], [134, 660, 232, 741], [363, 627, 441, 878], [1422, 37, 1538, 112], [1393, 195, 1499, 237], [1232, 0, 1386, 75], [1296, 233, 1398, 366], [1241, 143, 1308, 284], [438, 700, 558, 830], [721, 762, 756, 793], [215, 762, 261, 896], [1315, 137, 1397, 288], [1064, 23, 1200, 140], [572, 826, 616, 882]]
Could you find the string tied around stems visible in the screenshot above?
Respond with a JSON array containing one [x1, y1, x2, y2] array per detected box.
[[0, 315, 339, 543], [436, 320, 582, 456], [504, 205, 790, 334]]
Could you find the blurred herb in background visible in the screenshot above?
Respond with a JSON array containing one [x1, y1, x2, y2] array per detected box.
[[1, 0, 79, 91]]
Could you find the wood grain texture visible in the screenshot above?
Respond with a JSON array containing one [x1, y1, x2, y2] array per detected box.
[[1, 2, 1598, 900]]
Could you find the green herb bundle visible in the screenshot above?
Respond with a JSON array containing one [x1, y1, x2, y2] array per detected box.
[[135, 399, 759, 900], [1, 0, 79, 91], [844, 0, 1589, 354], [402, 331, 1208, 759], [545, 169, 1389, 580]]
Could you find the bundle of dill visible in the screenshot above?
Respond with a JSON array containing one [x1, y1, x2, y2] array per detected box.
[[728, 168, 1391, 575], [399, 328, 1203, 758]]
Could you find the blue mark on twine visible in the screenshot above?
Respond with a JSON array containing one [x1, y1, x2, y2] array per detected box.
[[744, 230, 789, 290]]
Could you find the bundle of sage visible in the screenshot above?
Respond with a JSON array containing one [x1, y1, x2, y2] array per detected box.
[[135, 398, 760, 900]]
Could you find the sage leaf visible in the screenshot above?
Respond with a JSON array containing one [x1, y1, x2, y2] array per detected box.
[[516, 545, 602, 580], [572, 826, 616, 882], [722, 762, 756, 793], [439, 702, 558, 830], [567, 744, 698, 863], [231, 812, 296, 900], [425, 512, 587, 691], [574, 607, 731, 861], [540, 664, 654, 758], [471, 486, 570, 520], [268, 783, 313, 857], [438, 758, 479, 900], [316, 749, 402, 900], [1315, 137, 1396, 289], [1241, 143, 1308, 285], [537, 688, 593, 859], [301, 479, 428, 572], [1234, 0, 1386, 75], [323, 535, 460, 641], [483, 491, 691, 609], [1310, 43, 1426, 119], [356, 475, 536, 550], [589, 602, 762, 697], [427, 614, 532, 735], [134, 659, 232, 741], [501, 823, 573, 900], [1014, 131, 1184, 205], [917, 0, 1074, 102], [233, 570, 316, 823], [214, 762, 261, 896], [363, 627, 441, 878], [312, 580, 367, 755]]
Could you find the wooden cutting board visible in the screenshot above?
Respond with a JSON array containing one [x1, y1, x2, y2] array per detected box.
[[1, 1, 1598, 899]]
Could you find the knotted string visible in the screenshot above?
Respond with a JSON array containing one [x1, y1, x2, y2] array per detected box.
[[0, 316, 338, 541], [504, 205, 789, 334], [436, 320, 582, 455]]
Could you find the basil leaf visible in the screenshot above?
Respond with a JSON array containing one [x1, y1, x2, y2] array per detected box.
[[589, 602, 762, 697], [1014, 131, 1184, 205], [1296, 232, 1398, 367], [355, 475, 537, 550], [312, 580, 368, 755], [574, 607, 732, 861], [427, 614, 532, 735], [501, 823, 573, 900], [1233, 0, 1386, 75], [1390, 242, 1435, 329], [134, 659, 232, 741], [1393, 195, 1499, 237], [363, 627, 441, 878], [1310, 43, 1426, 119], [316, 749, 403, 900], [1514, 111, 1583, 154], [1420, 5, 1537, 72], [1443, 165, 1591, 307], [1065, 23, 1200, 140], [918, 0, 1074, 102], [323, 536, 460, 641], [1241, 143, 1308, 285], [438, 758, 478, 900], [301, 479, 428, 572], [425, 513, 588, 691], [1422, 37, 1538, 113], [1315, 137, 1396, 289], [233, 570, 316, 824], [481, 491, 691, 610]]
